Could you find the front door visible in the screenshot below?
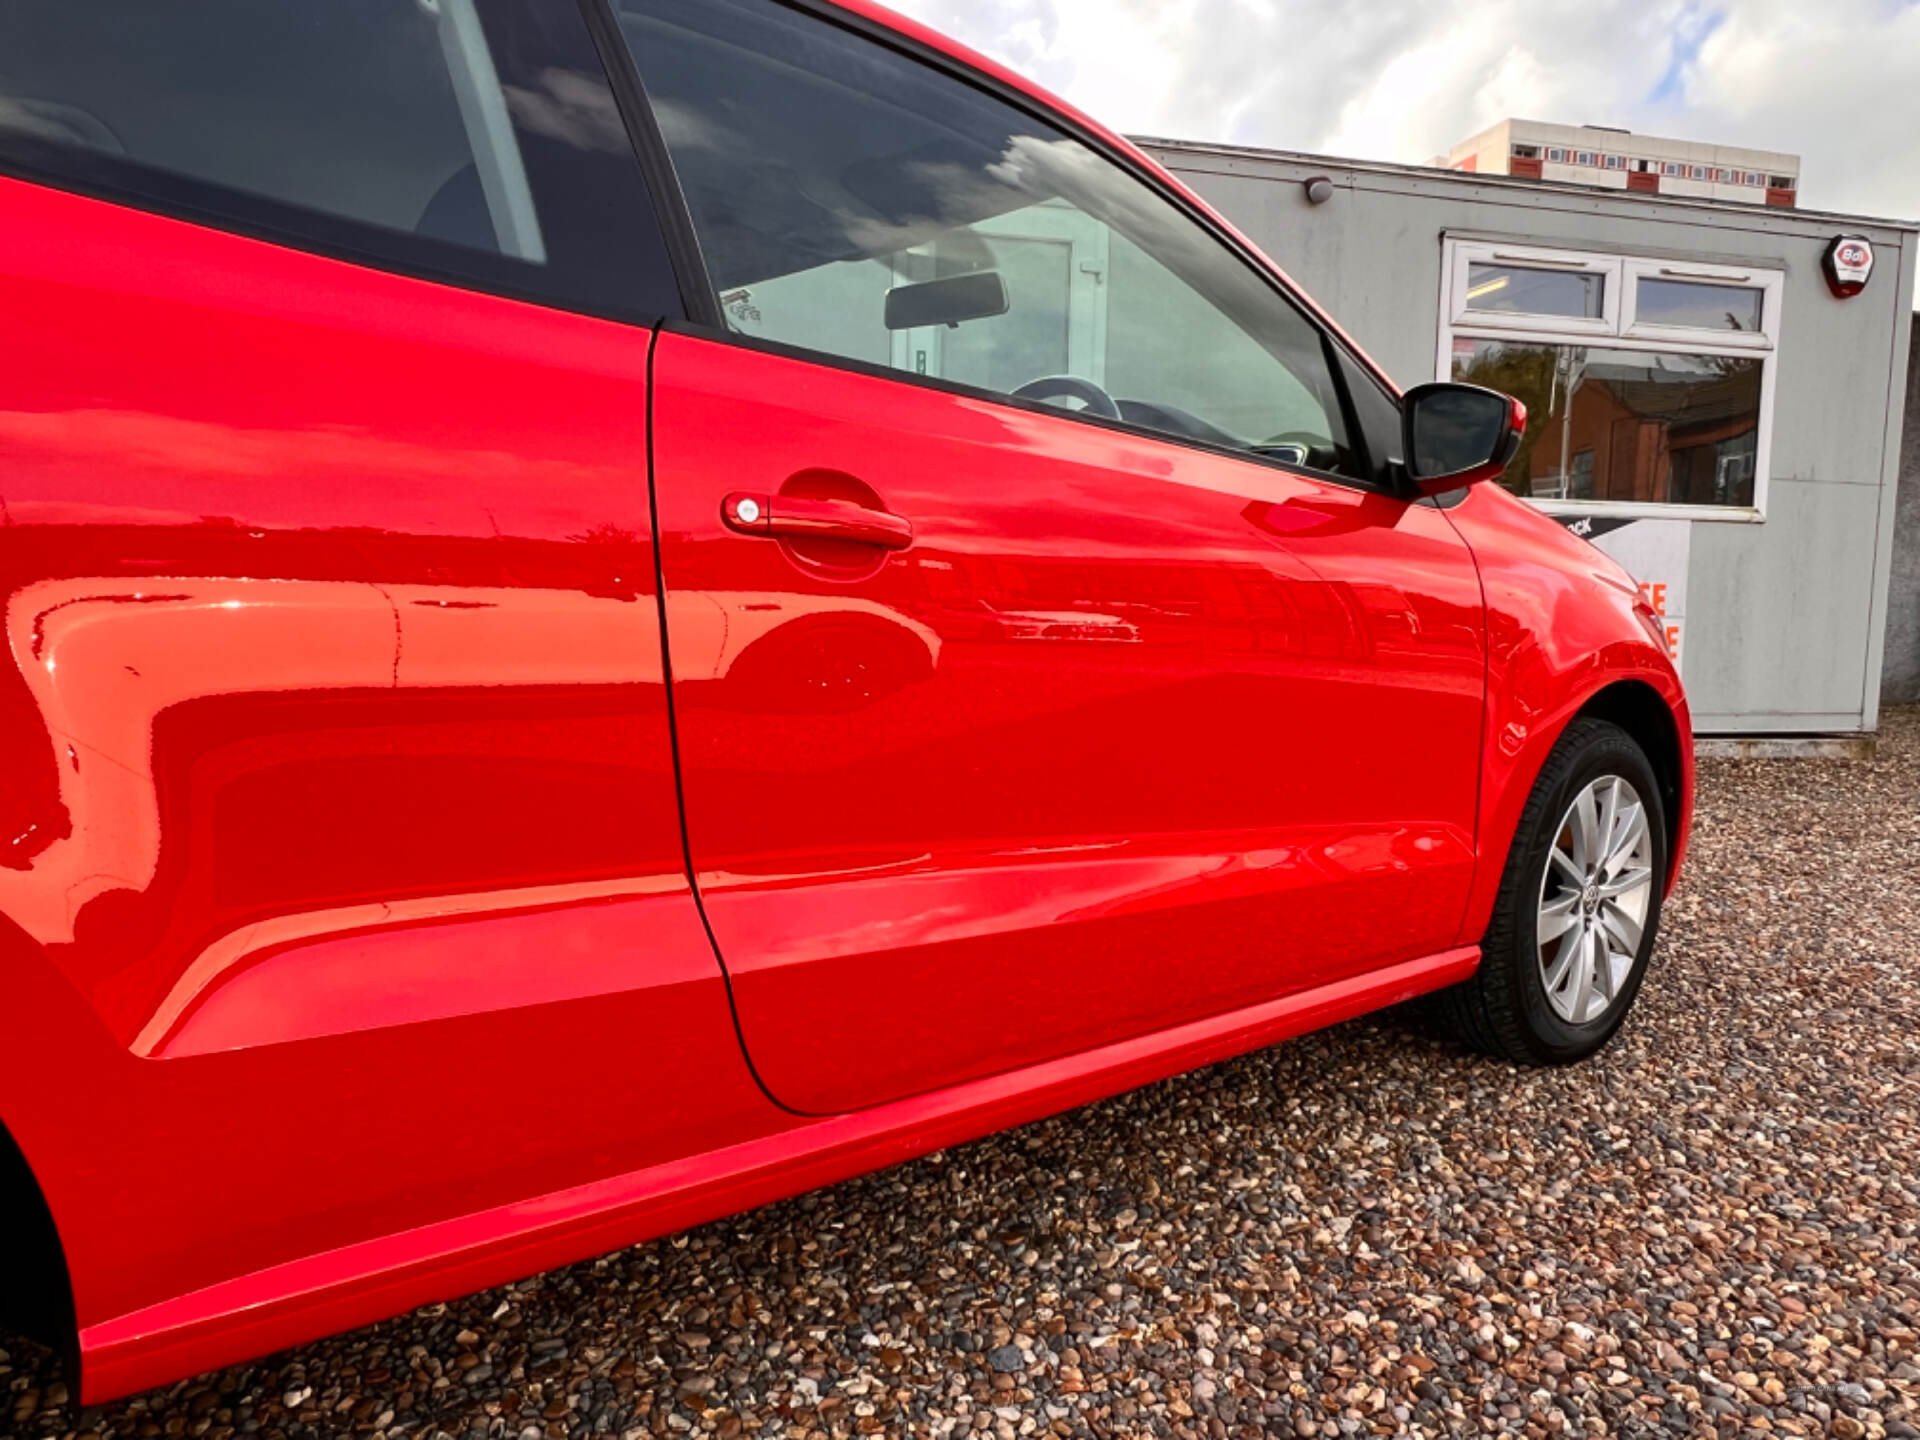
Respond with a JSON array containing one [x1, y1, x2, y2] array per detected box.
[[616, 0, 1486, 1116], [652, 334, 1484, 1116]]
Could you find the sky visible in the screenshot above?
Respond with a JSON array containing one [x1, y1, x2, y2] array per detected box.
[[885, 0, 1920, 305]]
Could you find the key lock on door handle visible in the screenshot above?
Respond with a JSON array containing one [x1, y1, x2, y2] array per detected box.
[[722, 491, 914, 551]]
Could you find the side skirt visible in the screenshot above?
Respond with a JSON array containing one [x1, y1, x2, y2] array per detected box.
[[81, 945, 1478, 1402]]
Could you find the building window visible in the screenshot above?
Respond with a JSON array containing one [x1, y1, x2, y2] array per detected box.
[[1769, 175, 1796, 190], [1663, 162, 1683, 176], [1575, 151, 1594, 165], [1636, 159, 1654, 172], [1546, 147, 1566, 161], [1464, 260, 1606, 320], [1570, 449, 1596, 499], [1743, 172, 1762, 186], [1689, 165, 1709, 179], [1442, 241, 1783, 516], [1635, 276, 1765, 332], [1604, 154, 1624, 170], [1511, 144, 1540, 159]]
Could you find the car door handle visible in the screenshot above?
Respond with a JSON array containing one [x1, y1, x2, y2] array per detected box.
[[722, 492, 914, 550]]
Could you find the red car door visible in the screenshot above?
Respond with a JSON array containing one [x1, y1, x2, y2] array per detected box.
[[0, 0, 777, 1343], [616, 0, 1486, 1116]]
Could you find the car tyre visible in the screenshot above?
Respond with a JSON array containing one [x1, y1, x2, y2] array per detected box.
[[1437, 717, 1668, 1065]]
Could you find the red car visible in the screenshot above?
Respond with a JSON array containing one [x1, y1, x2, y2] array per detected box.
[[0, 0, 1690, 1402]]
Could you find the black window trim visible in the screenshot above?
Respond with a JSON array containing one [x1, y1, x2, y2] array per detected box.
[[0, 0, 690, 331], [577, 0, 723, 327], [605, 0, 1412, 498]]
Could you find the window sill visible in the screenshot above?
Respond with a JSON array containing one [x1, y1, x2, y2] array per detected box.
[[1524, 498, 1765, 524]]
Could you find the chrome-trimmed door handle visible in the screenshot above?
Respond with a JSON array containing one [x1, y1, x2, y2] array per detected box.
[[722, 492, 913, 550]]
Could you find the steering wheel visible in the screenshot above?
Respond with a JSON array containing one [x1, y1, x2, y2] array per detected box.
[[1012, 375, 1121, 420]]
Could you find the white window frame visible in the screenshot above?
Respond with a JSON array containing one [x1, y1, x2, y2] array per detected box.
[[1438, 239, 1783, 521], [1621, 257, 1781, 352], [1446, 241, 1619, 339]]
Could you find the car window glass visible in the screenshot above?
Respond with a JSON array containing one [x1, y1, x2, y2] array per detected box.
[[614, 0, 1360, 478], [0, 0, 680, 319]]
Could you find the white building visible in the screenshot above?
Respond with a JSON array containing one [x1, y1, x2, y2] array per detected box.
[[1440, 120, 1800, 208]]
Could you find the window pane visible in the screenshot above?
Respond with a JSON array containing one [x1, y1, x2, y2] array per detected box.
[[617, 0, 1359, 476], [939, 233, 1072, 394], [0, 0, 681, 316], [1451, 338, 1762, 508], [1465, 262, 1605, 319], [1636, 277, 1764, 332], [0, 0, 544, 259]]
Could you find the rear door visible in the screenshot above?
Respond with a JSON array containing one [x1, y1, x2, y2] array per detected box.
[[614, 0, 1487, 1117], [0, 0, 774, 1333]]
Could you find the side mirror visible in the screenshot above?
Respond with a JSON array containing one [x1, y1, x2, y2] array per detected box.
[[1401, 381, 1526, 496], [884, 270, 1009, 331]]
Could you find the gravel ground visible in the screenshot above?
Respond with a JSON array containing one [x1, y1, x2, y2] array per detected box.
[[8, 708, 1920, 1440]]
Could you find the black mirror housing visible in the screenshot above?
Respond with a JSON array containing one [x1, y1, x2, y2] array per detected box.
[[1401, 381, 1526, 496], [883, 270, 1009, 331]]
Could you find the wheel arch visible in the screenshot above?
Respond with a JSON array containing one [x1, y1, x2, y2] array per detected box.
[[0, 1111, 79, 1382], [1573, 678, 1688, 885]]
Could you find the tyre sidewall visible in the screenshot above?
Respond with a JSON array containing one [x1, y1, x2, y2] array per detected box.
[[1509, 725, 1668, 1062]]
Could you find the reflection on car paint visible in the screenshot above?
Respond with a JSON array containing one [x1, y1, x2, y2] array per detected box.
[[6, 575, 942, 1054]]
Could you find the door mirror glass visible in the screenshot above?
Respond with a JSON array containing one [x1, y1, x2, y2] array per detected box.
[[1402, 382, 1526, 494], [884, 271, 1009, 331]]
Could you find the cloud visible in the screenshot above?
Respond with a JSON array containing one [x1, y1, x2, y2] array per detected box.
[[884, 0, 1920, 300]]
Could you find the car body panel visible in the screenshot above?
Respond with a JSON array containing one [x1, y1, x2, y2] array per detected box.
[[77, 941, 1479, 1401], [652, 330, 1486, 1115], [1440, 481, 1694, 933], [0, 176, 781, 1343]]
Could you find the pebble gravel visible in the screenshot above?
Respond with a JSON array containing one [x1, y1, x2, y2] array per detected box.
[[7, 707, 1919, 1440]]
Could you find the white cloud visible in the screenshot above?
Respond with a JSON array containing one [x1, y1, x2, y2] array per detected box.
[[884, 0, 1920, 300]]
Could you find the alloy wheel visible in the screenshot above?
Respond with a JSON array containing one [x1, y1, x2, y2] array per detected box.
[[1536, 774, 1656, 1025]]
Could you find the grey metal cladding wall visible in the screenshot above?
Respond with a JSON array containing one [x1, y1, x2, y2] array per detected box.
[[1147, 143, 1916, 733]]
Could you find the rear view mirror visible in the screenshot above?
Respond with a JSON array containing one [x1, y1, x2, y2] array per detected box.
[[1401, 382, 1526, 495], [884, 270, 1009, 331]]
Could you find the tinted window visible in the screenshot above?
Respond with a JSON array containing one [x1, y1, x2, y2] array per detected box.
[[0, 0, 681, 320], [614, 0, 1364, 479]]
